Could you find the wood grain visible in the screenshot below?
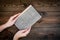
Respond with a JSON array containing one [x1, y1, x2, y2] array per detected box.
[[0, 0, 60, 40]]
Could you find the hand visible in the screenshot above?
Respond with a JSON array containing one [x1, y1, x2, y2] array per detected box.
[[13, 27, 31, 40], [5, 13, 20, 27], [0, 13, 20, 32]]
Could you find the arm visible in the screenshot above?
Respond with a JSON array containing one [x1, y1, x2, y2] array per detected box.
[[0, 13, 20, 32], [0, 23, 10, 32], [13, 27, 31, 40]]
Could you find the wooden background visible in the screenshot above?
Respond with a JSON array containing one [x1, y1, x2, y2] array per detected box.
[[0, 0, 60, 40]]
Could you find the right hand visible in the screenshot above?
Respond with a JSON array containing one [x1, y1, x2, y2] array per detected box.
[[13, 27, 31, 40]]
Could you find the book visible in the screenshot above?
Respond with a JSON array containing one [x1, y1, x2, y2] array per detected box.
[[15, 5, 42, 30]]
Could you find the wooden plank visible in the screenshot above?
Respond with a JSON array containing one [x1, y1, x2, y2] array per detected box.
[[0, 4, 60, 12], [37, 7, 60, 12], [0, 12, 20, 17], [46, 12, 60, 16], [0, 5, 24, 12], [33, 23, 60, 28]]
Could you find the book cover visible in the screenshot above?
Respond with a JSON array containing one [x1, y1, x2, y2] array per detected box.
[[15, 5, 41, 30]]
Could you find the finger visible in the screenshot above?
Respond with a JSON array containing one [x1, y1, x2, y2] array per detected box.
[[19, 29, 28, 33], [22, 27, 31, 33], [13, 13, 20, 20], [13, 13, 20, 17], [23, 29, 31, 36], [23, 27, 31, 34], [17, 27, 31, 33], [13, 13, 21, 22], [10, 14, 18, 20]]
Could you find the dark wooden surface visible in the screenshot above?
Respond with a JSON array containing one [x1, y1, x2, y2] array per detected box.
[[0, 0, 60, 40]]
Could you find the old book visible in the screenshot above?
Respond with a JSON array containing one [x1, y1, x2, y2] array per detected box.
[[15, 5, 42, 30]]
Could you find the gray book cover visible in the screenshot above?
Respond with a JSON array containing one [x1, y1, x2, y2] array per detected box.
[[15, 5, 41, 30]]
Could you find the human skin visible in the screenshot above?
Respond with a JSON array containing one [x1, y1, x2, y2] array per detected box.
[[0, 13, 31, 40]]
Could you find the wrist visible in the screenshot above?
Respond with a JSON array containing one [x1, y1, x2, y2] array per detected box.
[[0, 23, 9, 32], [13, 35, 19, 40], [4, 22, 11, 28], [3, 23, 9, 28]]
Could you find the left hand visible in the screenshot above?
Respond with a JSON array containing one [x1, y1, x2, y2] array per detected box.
[[5, 13, 20, 27], [0, 13, 20, 32]]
